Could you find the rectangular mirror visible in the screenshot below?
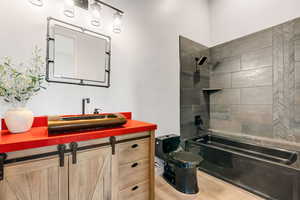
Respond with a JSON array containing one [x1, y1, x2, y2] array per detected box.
[[46, 17, 111, 87]]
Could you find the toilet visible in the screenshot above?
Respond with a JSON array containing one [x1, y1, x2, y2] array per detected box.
[[155, 134, 203, 194]]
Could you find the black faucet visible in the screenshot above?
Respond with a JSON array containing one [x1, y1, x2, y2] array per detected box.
[[82, 98, 90, 115]]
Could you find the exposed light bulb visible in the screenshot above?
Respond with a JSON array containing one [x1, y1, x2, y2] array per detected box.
[[29, 0, 43, 7], [113, 12, 122, 34], [64, 0, 75, 18], [90, 2, 102, 27]]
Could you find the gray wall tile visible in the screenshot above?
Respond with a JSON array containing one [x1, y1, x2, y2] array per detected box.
[[210, 56, 241, 74], [180, 127, 198, 139], [180, 55, 194, 73], [295, 105, 300, 125], [295, 89, 300, 105], [242, 123, 273, 138], [241, 87, 273, 105], [294, 105, 300, 140], [180, 36, 208, 55], [180, 36, 210, 139], [295, 62, 300, 89], [232, 67, 272, 88], [272, 24, 289, 140], [210, 89, 241, 105], [273, 22, 296, 140], [204, 18, 300, 144], [235, 29, 273, 54], [232, 105, 273, 137], [211, 104, 273, 137], [194, 74, 209, 89], [181, 88, 200, 106], [210, 104, 231, 120], [181, 105, 201, 126], [210, 89, 240, 105], [295, 19, 300, 37], [180, 71, 194, 89], [210, 46, 223, 61], [210, 119, 242, 133], [295, 40, 300, 61], [180, 36, 210, 73], [207, 18, 300, 144], [181, 104, 209, 139], [210, 73, 231, 88], [232, 105, 273, 124], [241, 47, 273, 70], [211, 29, 272, 60]]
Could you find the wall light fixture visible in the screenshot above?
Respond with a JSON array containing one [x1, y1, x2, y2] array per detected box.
[[29, 0, 124, 33], [29, 0, 43, 7], [90, 2, 102, 27], [113, 12, 123, 33], [64, 0, 75, 18]]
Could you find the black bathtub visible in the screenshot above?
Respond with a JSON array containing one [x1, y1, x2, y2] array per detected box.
[[185, 134, 300, 200]]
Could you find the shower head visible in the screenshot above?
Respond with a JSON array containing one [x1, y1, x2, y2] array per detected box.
[[194, 56, 208, 73], [194, 56, 220, 73], [195, 56, 207, 65]]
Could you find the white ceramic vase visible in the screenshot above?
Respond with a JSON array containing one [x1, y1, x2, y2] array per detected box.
[[4, 107, 34, 133]]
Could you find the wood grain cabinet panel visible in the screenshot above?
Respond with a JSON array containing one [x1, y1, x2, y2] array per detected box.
[[115, 136, 154, 200], [119, 181, 150, 200], [118, 139, 149, 165], [69, 147, 112, 200], [0, 157, 68, 200], [119, 159, 149, 190]]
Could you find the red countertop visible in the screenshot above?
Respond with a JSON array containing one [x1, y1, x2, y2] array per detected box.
[[0, 112, 157, 153]]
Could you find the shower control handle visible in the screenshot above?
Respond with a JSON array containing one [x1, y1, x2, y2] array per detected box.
[[132, 186, 139, 191], [131, 162, 138, 168]]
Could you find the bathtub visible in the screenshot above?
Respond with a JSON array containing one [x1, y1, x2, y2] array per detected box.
[[185, 134, 300, 200]]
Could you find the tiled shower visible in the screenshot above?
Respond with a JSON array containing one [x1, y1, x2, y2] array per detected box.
[[180, 17, 300, 147]]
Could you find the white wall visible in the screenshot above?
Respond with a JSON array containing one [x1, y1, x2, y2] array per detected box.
[[209, 0, 300, 46], [0, 0, 211, 136]]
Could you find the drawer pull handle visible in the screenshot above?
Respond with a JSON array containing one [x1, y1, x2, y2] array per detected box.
[[132, 186, 139, 191], [131, 163, 138, 168], [131, 144, 139, 148]]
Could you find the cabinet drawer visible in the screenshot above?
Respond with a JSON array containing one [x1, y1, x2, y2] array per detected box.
[[118, 139, 149, 164], [119, 181, 149, 200], [119, 159, 149, 190]]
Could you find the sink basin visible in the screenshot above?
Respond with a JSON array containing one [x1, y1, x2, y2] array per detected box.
[[61, 114, 117, 121], [48, 113, 127, 134]]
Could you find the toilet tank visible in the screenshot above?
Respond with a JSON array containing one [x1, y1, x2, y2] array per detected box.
[[155, 134, 180, 159]]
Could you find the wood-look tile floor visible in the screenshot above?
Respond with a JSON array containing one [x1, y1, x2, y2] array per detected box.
[[155, 171, 265, 200]]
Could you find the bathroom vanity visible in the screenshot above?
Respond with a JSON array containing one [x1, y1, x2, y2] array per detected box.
[[0, 112, 156, 200]]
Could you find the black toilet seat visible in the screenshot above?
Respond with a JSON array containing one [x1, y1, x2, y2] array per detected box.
[[168, 151, 203, 168]]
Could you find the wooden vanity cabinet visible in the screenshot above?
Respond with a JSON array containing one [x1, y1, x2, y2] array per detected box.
[[0, 131, 155, 200], [0, 156, 68, 200], [113, 138, 151, 200], [69, 146, 112, 200]]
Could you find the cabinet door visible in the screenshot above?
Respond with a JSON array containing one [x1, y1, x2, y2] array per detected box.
[[69, 147, 112, 200], [0, 157, 68, 200]]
